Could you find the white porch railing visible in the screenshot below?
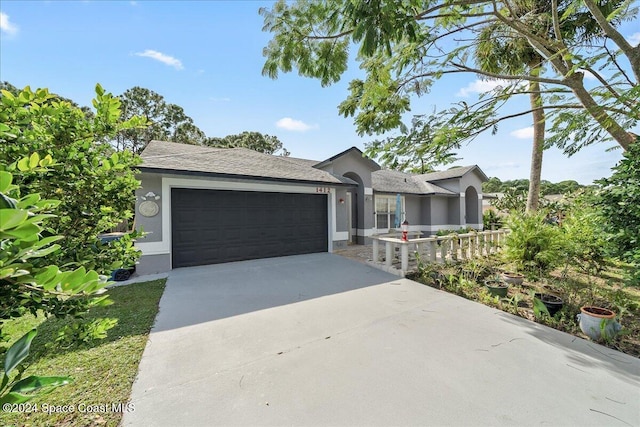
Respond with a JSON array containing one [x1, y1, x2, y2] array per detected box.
[[370, 229, 510, 276]]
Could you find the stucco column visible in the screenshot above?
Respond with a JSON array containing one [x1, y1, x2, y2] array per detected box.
[[459, 192, 466, 226]]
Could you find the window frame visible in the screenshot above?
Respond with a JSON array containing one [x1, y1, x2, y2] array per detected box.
[[374, 194, 406, 231]]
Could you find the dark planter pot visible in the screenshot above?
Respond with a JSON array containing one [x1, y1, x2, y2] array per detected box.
[[534, 293, 564, 316], [484, 280, 509, 298]]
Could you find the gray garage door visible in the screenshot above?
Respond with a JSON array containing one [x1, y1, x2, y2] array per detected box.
[[171, 188, 328, 268]]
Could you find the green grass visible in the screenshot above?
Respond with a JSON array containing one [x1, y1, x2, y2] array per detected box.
[[1, 279, 166, 427]]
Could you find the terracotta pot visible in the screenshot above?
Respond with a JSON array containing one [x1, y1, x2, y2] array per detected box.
[[501, 272, 524, 285], [577, 306, 621, 340]]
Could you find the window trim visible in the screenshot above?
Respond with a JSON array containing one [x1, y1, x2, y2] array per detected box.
[[374, 194, 405, 231]]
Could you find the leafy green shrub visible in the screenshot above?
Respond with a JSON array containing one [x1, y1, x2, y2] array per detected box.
[[561, 191, 608, 277], [596, 141, 640, 286], [0, 85, 144, 275], [503, 212, 565, 274], [1, 166, 117, 404], [483, 209, 503, 230]]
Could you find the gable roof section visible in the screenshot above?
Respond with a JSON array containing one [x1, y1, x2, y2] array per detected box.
[[313, 146, 381, 171], [417, 165, 489, 182], [372, 170, 456, 195], [140, 141, 356, 185]]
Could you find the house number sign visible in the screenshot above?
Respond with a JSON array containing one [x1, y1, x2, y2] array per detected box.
[[316, 187, 331, 193]]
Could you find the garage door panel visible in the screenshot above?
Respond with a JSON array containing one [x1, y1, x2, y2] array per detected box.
[[171, 188, 328, 268]]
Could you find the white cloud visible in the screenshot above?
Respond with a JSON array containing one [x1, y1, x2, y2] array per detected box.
[[509, 126, 534, 139], [275, 117, 317, 132], [134, 49, 183, 70], [457, 79, 510, 97], [627, 32, 640, 46], [0, 12, 19, 36]]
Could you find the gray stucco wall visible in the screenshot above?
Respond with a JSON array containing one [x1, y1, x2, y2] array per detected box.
[[433, 178, 460, 194], [136, 173, 163, 243], [335, 187, 349, 233], [404, 195, 421, 226], [419, 197, 431, 225], [136, 253, 170, 276], [316, 151, 378, 244], [448, 197, 462, 225], [317, 151, 374, 188], [431, 196, 449, 225]]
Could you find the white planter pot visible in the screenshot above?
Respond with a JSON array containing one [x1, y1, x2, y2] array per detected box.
[[577, 306, 621, 340]]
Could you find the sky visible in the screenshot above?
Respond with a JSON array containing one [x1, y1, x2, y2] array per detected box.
[[1, 0, 638, 184]]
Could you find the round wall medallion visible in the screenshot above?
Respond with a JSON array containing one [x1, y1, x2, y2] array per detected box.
[[139, 200, 159, 217]]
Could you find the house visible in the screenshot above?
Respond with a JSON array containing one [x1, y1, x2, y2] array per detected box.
[[134, 141, 487, 274]]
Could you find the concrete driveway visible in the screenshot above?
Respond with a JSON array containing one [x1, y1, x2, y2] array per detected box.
[[123, 253, 639, 426]]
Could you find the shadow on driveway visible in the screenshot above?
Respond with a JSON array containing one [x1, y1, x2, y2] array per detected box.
[[153, 253, 400, 332], [495, 311, 639, 387]]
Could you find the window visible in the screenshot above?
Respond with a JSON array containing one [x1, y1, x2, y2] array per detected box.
[[375, 195, 404, 230]]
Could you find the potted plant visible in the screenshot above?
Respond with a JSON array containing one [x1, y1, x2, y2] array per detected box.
[[534, 293, 564, 316], [577, 306, 622, 341], [501, 271, 524, 285], [484, 276, 509, 298]]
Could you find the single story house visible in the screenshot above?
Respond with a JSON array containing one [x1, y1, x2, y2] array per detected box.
[[134, 141, 488, 274]]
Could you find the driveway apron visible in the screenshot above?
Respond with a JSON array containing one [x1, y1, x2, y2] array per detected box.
[[123, 253, 640, 426]]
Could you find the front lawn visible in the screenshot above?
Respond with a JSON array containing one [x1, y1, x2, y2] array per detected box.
[[1, 279, 165, 427]]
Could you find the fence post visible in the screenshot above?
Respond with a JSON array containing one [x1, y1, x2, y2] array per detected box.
[[372, 238, 379, 262], [385, 241, 393, 267], [429, 240, 437, 263], [401, 242, 409, 272]]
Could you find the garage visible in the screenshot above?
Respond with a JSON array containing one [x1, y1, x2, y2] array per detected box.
[[171, 188, 328, 268]]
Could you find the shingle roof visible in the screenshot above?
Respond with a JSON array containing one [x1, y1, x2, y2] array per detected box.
[[140, 141, 355, 185], [313, 146, 381, 171], [139, 141, 483, 194], [372, 170, 456, 195], [416, 165, 488, 182]]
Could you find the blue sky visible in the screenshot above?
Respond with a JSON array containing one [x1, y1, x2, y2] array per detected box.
[[1, 1, 638, 184]]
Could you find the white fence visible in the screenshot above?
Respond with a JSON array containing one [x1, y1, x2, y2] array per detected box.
[[370, 229, 510, 275]]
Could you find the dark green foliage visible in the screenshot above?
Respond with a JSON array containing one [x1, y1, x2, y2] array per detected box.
[[483, 209, 503, 230], [596, 141, 640, 285], [0, 85, 143, 275], [204, 131, 290, 156], [483, 177, 584, 195], [115, 86, 205, 153]]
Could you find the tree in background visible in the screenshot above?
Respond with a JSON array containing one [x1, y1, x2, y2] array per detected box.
[[0, 85, 144, 275], [483, 178, 584, 195], [260, 0, 638, 168], [204, 131, 290, 156], [115, 86, 206, 153]]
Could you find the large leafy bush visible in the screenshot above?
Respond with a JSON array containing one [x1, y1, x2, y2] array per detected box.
[[503, 212, 565, 274], [596, 141, 640, 285], [0, 85, 144, 275]]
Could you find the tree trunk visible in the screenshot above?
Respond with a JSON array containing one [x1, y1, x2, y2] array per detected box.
[[567, 73, 635, 150], [526, 64, 545, 213]]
